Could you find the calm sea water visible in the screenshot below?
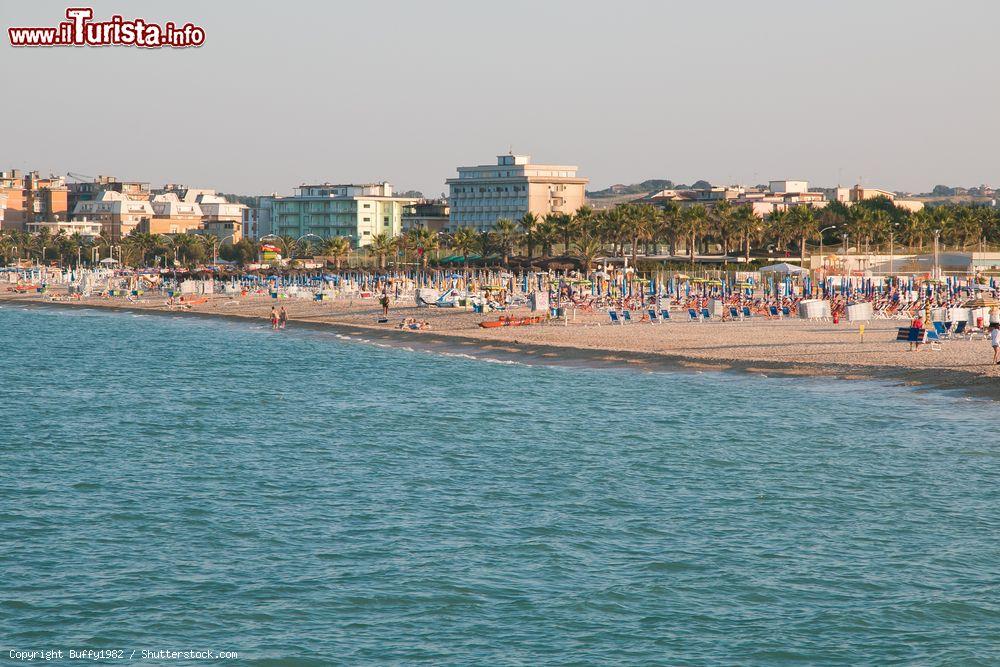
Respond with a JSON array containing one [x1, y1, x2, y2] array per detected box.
[[2, 305, 999, 665]]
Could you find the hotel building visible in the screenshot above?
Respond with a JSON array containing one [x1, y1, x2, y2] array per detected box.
[[270, 182, 414, 247], [446, 154, 588, 231], [71, 190, 154, 240], [0, 170, 69, 230], [145, 193, 205, 235]]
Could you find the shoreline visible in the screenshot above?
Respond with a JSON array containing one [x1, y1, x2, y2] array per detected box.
[[3, 293, 996, 402]]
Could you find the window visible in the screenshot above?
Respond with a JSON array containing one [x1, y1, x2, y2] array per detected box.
[[383, 216, 389, 222], [363, 203, 370, 209], [363, 217, 370, 222]]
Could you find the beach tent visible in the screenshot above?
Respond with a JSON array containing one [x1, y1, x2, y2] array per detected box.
[[758, 262, 808, 274]]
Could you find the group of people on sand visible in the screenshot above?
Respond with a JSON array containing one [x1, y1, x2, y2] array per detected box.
[[398, 317, 430, 330], [906, 311, 1000, 364], [269, 306, 288, 330]]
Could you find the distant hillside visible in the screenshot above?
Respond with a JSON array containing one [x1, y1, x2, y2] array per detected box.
[[587, 179, 712, 198]]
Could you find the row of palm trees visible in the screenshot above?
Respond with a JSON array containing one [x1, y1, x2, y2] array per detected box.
[[4, 197, 1000, 272]]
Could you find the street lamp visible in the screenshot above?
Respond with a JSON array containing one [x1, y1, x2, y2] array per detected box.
[[819, 225, 836, 269], [933, 228, 941, 279], [888, 222, 900, 276], [213, 233, 237, 265]]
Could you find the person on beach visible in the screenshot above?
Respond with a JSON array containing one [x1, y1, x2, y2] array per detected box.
[[279, 306, 288, 330], [270, 306, 279, 330], [909, 313, 924, 351], [379, 292, 390, 317], [989, 323, 1000, 365]]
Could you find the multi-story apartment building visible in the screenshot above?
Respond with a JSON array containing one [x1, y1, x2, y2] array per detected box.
[[67, 175, 149, 214], [402, 199, 450, 233], [194, 193, 245, 224], [446, 154, 588, 231], [71, 190, 154, 240], [145, 193, 204, 235], [0, 170, 69, 230], [270, 182, 414, 247], [241, 196, 275, 241]]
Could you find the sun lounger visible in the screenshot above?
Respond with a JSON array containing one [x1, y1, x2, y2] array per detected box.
[[782, 306, 791, 317], [608, 310, 622, 325], [660, 309, 671, 321], [896, 327, 942, 350], [932, 321, 947, 337], [647, 309, 661, 324], [729, 306, 741, 320], [742, 307, 752, 319], [700, 308, 711, 321], [769, 305, 780, 318], [621, 310, 633, 323], [688, 308, 700, 322]]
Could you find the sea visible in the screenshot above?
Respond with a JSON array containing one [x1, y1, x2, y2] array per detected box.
[[2, 304, 999, 665]]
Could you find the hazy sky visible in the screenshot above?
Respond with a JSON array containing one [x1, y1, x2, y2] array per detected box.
[[3, 0, 999, 196]]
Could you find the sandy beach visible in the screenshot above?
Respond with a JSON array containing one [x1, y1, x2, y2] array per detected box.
[[5, 288, 999, 402]]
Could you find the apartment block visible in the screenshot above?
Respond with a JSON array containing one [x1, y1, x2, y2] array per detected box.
[[446, 154, 588, 231], [270, 182, 414, 247]]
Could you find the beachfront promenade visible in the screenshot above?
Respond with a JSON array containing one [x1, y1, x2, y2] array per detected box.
[[4, 286, 999, 401]]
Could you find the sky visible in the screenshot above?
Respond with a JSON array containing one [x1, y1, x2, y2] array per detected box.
[[2, 0, 999, 196]]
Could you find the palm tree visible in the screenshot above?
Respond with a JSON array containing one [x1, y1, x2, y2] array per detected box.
[[547, 212, 575, 254], [277, 235, 298, 260], [654, 201, 681, 256], [410, 228, 439, 270], [677, 204, 708, 265], [785, 205, 817, 264], [450, 227, 481, 269], [369, 233, 394, 270], [534, 218, 558, 257], [731, 205, 759, 263], [572, 205, 593, 252], [518, 212, 539, 258], [573, 233, 604, 277], [321, 236, 351, 270], [493, 218, 519, 266]]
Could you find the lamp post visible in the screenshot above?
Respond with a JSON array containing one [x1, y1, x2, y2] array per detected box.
[[888, 222, 899, 277], [841, 233, 850, 274], [819, 225, 836, 270], [213, 233, 237, 265], [933, 228, 941, 279]]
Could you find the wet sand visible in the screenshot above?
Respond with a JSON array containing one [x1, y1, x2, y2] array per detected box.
[[5, 289, 999, 401]]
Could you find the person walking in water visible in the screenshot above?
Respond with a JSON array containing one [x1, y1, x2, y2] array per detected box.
[[279, 306, 288, 330], [379, 291, 390, 317], [270, 306, 279, 330]]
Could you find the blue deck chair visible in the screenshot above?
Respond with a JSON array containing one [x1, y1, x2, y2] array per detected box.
[[742, 306, 752, 319], [925, 328, 943, 349], [729, 306, 741, 320], [647, 309, 660, 324], [688, 308, 700, 322], [782, 306, 791, 317], [608, 310, 622, 325], [700, 307, 711, 321], [954, 321, 967, 335], [621, 310, 633, 323], [769, 305, 780, 318], [932, 321, 947, 337], [660, 309, 671, 321]]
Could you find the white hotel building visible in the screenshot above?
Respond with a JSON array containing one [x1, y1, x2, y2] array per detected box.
[[446, 154, 588, 231]]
